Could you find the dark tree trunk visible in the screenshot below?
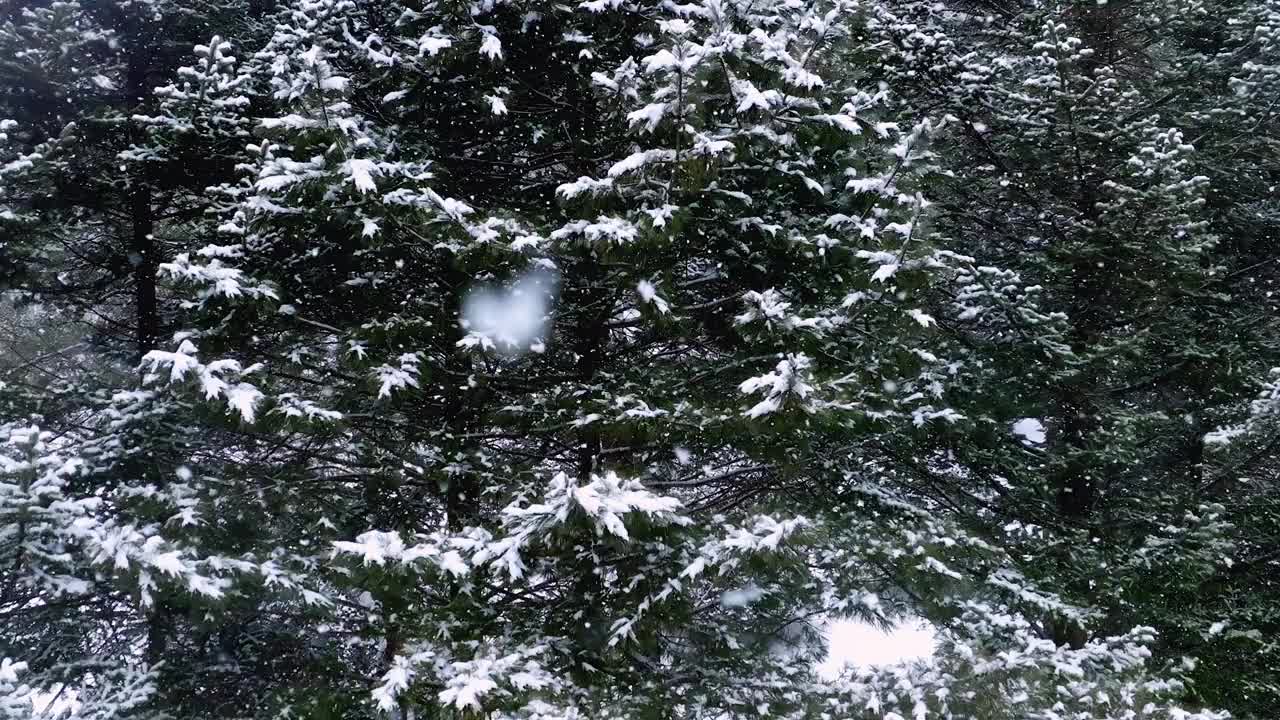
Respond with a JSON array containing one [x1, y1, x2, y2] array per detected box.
[[124, 24, 159, 363]]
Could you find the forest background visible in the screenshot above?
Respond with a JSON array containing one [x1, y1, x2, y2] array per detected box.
[[1, 0, 1279, 718]]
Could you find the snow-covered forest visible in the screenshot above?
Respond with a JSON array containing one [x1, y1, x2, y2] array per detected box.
[[0, 0, 1277, 717]]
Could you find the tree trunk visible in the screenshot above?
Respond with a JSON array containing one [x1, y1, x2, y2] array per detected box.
[[125, 27, 159, 363]]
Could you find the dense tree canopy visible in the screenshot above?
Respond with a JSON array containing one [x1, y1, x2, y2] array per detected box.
[[0, 0, 1276, 718]]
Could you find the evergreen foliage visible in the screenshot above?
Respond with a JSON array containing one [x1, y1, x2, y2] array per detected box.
[[0, 0, 1276, 718]]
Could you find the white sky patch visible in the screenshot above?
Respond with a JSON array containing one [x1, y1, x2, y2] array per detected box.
[[460, 270, 557, 355], [1012, 417, 1046, 444], [819, 619, 936, 677]]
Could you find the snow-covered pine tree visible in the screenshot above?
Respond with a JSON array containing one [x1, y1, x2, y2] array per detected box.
[[129, 0, 1236, 717], [1150, 1, 1280, 709], [0, 419, 182, 720], [0, 0, 258, 360], [1149, 4, 1280, 691], [0, 3, 336, 717], [867, 0, 1280, 713]]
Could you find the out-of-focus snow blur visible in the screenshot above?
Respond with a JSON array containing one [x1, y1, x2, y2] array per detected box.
[[460, 270, 557, 355]]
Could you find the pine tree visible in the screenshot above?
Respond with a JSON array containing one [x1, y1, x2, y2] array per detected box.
[[0, 3, 325, 716], [2, 0, 1272, 717], [137, 0, 1234, 717], [866, 0, 1280, 713]]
